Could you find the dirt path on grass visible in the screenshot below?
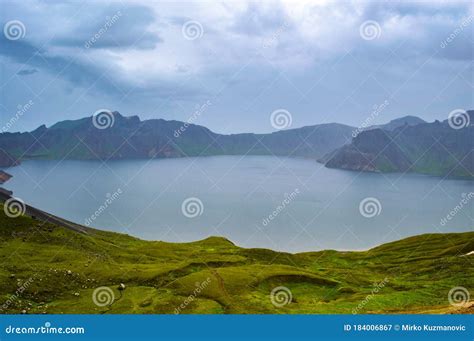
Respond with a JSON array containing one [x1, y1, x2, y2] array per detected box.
[[210, 268, 231, 302]]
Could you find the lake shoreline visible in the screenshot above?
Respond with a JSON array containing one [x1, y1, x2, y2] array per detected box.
[[3, 157, 473, 253], [0, 189, 471, 256]]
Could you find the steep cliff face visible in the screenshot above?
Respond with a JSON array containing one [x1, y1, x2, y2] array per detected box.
[[326, 129, 411, 172], [324, 111, 474, 178]]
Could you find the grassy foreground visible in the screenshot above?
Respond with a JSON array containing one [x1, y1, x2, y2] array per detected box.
[[0, 207, 472, 314]]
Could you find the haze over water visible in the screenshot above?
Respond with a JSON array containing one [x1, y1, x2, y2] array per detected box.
[[5, 156, 473, 252]]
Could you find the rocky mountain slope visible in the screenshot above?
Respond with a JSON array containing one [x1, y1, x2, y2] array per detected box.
[[324, 111, 473, 178], [0, 112, 354, 163]]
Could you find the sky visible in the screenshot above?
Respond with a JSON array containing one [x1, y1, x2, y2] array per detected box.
[[0, 0, 473, 134]]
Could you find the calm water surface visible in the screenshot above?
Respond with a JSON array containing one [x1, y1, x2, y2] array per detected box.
[[4, 156, 473, 252]]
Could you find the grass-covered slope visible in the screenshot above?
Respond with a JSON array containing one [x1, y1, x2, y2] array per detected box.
[[0, 208, 472, 314]]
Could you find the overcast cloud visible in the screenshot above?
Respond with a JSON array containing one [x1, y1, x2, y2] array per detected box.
[[0, 0, 473, 133]]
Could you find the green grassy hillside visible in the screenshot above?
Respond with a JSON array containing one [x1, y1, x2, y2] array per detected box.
[[0, 207, 472, 314]]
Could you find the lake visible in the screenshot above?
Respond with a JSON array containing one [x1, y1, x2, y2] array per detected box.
[[3, 156, 473, 252]]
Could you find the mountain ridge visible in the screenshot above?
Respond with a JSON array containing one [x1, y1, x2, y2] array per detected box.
[[324, 110, 474, 178], [0, 111, 357, 165], [1, 111, 471, 179]]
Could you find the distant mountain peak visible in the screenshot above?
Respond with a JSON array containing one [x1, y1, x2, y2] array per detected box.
[[388, 115, 425, 124], [370, 115, 426, 132]]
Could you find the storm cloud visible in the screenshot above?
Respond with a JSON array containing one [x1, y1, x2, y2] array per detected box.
[[0, 0, 472, 133]]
